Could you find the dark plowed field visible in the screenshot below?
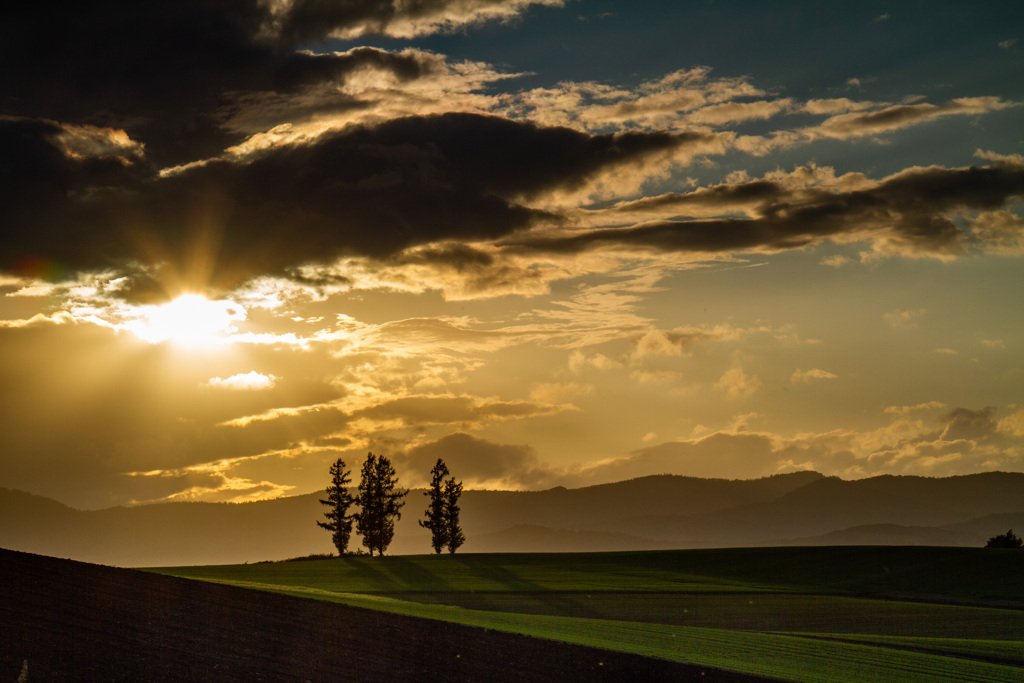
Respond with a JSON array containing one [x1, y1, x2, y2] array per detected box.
[[0, 549, 773, 682]]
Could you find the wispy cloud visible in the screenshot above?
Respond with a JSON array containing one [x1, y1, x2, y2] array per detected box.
[[884, 401, 947, 415], [509, 162, 1024, 262], [884, 308, 926, 329], [715, 366, 761, 399], [204, 372, 277, 391], [791, 368, 837, 384], [275, 0, 568, 40], [498, 67, 767, 132]]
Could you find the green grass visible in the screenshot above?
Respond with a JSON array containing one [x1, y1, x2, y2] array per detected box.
[[158, 580, 1024, 682], [156, 551, 775, 593], [153, 547, 1024, 601], [390, 592, 1024, 639], [780, 634, 1024, 665], [149, 547, 1024, 683]]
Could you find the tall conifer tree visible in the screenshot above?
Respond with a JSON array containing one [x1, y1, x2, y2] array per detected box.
[[420, 458, 450, 554], [354, 452, 407, 556], [317, 458, 354, 555], [443, 475, 465, 554]]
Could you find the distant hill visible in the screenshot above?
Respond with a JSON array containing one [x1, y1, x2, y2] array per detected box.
[[768, 512, 1024, 547], [943, 511, 1024, 541], [777, 524, 968, 547], [457, 471, 825, 535], [0, 489, 333, 566], [613, 472, 1024, 548], [2, 471, 1024, 566]]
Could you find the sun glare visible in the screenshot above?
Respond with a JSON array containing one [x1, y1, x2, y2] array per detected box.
[[128, 294, 245, 348]]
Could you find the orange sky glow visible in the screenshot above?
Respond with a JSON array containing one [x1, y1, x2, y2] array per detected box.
[[1, 1, 1022, 509]]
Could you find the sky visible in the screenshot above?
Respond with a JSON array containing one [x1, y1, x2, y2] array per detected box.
[[1, 1, 1023, 510]]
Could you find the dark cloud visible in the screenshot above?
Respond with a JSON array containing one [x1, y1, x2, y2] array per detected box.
[[0, 1, 539, 166], [277, 0, 564, 42], [512, 164, 1024, 257], [396, 432, 552, 488], [0, 118, 147, 278], [3, 1, 267, 165], [275, 47, 444, 90], [219, 47, 453, 135], [396, 244, 554, 297], [939, 407, 999, 442], [400, 243, 497, 271], [0, 112, 702, 290], [5, 0, 529, 288], [151, 114, 562, 267]]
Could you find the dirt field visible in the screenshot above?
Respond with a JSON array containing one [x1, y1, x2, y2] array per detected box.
[[0, 548, 773, 682]]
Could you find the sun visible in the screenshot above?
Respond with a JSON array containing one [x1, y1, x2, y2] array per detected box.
[[128, 294, 246, 348]]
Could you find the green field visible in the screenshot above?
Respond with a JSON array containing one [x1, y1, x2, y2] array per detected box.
[[150, 547, 1024, 682]]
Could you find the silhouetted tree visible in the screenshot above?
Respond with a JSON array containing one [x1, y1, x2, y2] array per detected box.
[[354, 452, 407, 556], [419, 458, 465, 554], [317, 458, 355, 555], [443, 475, 465, 554], [986, 529, 1023, 548], [420, 458, 450, 554]]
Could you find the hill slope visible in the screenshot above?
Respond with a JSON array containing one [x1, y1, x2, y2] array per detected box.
[[0, 472, 822, 565], [3, 471, 1024, 565]]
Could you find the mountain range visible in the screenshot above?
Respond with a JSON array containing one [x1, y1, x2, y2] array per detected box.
[[3, 471, 1023, 566]]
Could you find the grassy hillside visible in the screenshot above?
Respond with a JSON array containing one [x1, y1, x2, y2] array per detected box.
[[152, 547, 1024, 683], [1, 548, 730, 682], [152, 546, 1024, 604]]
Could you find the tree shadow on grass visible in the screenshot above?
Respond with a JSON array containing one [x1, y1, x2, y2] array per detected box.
[[451, 554, 599, 618], [341, 555, 393, 592], [448, 554, 537, 591], [341, 555, 454, 592], [379, 556, 454, 592]]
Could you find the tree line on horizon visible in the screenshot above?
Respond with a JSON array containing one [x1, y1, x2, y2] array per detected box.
[[316, 460, 1023, 556], [317, 453, 464, 556]]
